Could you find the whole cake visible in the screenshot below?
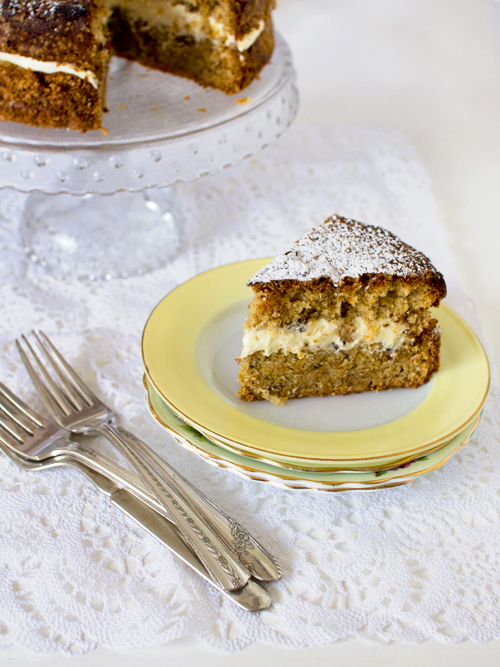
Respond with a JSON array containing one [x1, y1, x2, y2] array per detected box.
[[0, 0, 275, 131], [238, 215, 447, 405]]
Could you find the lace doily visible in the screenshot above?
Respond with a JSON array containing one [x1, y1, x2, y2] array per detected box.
[[0, 126, 498, 654]]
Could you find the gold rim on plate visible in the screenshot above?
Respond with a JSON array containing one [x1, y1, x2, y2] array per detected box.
[[155, 379, 477, 473], [145, 379, 482, 492]]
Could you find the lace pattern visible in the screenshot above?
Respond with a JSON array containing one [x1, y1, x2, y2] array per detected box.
[[0, 126, 497, 653]]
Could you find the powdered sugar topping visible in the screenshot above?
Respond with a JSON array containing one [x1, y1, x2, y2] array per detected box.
[[248, 215, 440, 286]]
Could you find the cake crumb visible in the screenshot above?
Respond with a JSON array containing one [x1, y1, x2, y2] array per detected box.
[[237, 97, 251, 105]]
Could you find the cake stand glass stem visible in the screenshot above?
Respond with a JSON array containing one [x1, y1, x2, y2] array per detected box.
[[20, 187, 183, 281]]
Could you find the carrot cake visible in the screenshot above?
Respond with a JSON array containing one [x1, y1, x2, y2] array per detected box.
[[238, 215, 447, 405], [0, 0, 275, 131]]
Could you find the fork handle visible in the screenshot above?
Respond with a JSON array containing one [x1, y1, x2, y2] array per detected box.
[[113, 424, 280, 582], [90, 422, 280, 582], [96, 422, 250, 592], [69, 438, 280, 583]]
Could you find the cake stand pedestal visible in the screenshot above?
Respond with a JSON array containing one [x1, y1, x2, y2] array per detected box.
[[0, 35, 298, 280]]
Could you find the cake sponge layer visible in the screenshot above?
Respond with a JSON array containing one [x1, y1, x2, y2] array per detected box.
[[0, 63, 104, 130], [238, 323, 441, 405]]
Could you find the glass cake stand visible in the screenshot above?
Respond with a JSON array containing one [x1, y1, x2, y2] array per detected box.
[[0, 34, 298, 280]]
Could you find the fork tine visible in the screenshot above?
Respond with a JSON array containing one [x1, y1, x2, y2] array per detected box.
[[0, 381, 46, 428], [0, 406, 29, 443], [31, 332, 90, 411], [0, 423, 22, 450], [0, 389, 37, 437], [37, 331, 98, 407], [16, 336, 74, 420]]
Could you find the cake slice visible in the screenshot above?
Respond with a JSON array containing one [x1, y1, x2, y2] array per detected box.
[[107, 0, 275, 94], [0, 0, 110, 131], [238, 215, 447, 405]]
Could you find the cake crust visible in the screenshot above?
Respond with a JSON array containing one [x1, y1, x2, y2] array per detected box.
[[0, 0, 105, 66], [249, 215, 447, 295]]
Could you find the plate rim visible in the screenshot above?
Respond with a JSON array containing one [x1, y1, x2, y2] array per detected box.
[[145, 379, 481, 491], [154, 378, 474, 472]]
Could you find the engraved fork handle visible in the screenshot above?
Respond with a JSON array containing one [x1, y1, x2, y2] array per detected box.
[[111, 425, 280, 581], [69, 443, 281, 581], [65, 441, 280, 582], [95, 422, 250, 592], [156, 461, 281, 582]]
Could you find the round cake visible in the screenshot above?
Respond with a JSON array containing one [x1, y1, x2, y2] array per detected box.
[[0, 0, 275, 131]]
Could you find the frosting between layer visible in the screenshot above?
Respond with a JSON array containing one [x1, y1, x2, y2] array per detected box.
[[241, 317, 408, 358], [208, 17, 264, 50], [236, 20, 265, 51], [0, 51, 99, 88], [111, 0, 265, 52]]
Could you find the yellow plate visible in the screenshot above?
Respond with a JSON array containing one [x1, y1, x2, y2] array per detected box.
[[145, 373, 479, 473], [142, 259, 490, 464], [145, 378, 482, 492], [191, 415, 476, 472]]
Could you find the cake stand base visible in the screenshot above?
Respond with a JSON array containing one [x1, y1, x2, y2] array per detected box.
[[21, 189, 183, 281]]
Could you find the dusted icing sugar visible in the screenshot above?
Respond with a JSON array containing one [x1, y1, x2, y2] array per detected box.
[[248, 215, 440, 286]]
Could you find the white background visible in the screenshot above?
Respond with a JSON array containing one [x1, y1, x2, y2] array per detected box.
[[1, 0, 499, 664]]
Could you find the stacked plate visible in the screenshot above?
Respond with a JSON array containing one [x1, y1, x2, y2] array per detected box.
[[142, 260, 490, 492]]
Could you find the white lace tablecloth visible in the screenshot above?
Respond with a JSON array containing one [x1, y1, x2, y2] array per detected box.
[[0, 126, 498, 654]]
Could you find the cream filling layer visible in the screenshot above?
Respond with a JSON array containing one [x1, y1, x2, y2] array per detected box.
[[241, 317, 408, 358], [111, 0, 265, 52], [217, 19, 265, 52], [0, 51, 99, 89], [238, 19, 265, 51]]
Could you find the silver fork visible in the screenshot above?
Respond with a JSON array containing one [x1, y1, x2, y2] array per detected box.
[[17, 331, 280, 587], [0, 388, 271, 611], [0, 379, 225, 528]]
